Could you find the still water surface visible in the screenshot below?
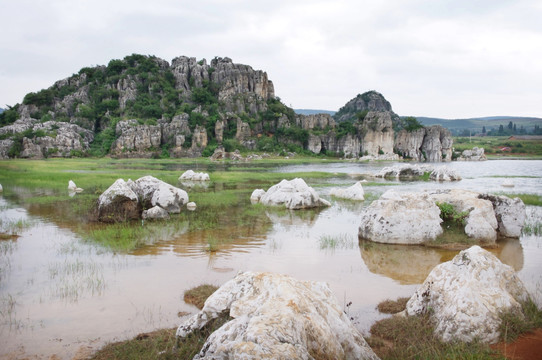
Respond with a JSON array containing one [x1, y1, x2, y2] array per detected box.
[[0, 160, 541, 359]]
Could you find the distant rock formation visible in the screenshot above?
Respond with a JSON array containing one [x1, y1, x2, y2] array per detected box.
[[457, 147, 487, 161], [395, 125, 453, 162]]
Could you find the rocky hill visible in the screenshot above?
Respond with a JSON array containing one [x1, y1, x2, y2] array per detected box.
[[0, 54, 451, 161]]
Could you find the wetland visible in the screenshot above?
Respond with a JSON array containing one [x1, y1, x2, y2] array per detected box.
[[0, 158, 541, 359]]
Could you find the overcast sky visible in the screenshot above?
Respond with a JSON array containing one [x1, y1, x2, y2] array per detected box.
[[1, 0, 541, 119]]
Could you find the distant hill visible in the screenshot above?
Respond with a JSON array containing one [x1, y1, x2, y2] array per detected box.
[[415, 116, 542, 135], [294, 109, 336, 116]]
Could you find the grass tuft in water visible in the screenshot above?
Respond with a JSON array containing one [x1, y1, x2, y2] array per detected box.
[[184, 285, 218, 310], [318, 233, 356, 250], [376, 297, 409, 314]]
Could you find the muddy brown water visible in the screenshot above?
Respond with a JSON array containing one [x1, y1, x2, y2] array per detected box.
[[1, 160, 541, 359]]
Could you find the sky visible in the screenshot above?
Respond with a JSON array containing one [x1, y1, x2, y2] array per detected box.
[[1, 0, 541, 119]]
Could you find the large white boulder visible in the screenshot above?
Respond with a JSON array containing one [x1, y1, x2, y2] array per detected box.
[[250, 189, 266, 204], [358, 190, 443, 244], [97, 179, 140, 222], [330, 181, 365, 200], [406, 246, 530, 344], [258, 178, 331, 210], [176, 272, 379, 360], [68, 180, 77, 191], [179, 170, 210, 181], [131, 175, 188, 214], [428, 189, 498, 244]]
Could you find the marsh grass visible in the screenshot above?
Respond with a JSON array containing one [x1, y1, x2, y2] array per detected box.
[[499, 298, 542, 342], [368, 314, 504, 360], [48, 259, 106, 302], [377, 297, 410, 314], [184, 284, 218, 309], [0, 218, 32, 237], [318, 233, 356, 250]]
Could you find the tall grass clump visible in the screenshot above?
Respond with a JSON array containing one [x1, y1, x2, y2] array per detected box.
[[318, 233, 355, 250], [499, 298, 542, 342], [184, 284, 218, 309]]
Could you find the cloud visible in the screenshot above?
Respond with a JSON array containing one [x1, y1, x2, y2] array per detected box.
[[1, 0, 541, 118]]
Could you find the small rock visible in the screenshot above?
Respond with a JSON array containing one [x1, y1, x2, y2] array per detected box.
[[186, 202, 197, 211], [142, 206, 170, 220], [330, 181, 365, 200]]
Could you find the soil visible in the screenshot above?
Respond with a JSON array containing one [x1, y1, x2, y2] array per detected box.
[[492, 328, 542, 360]]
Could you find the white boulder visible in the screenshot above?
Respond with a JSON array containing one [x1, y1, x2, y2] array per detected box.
[[374, 164, 428, 179], [179, 170, 210, 181], [501, 179, 515, 188], [250, 189, 266, 204], [176, 272, 379, 360], [358, 190, 443, 244], [68, 180, 83, 193], [0, 183, 2, 192], [258, 178, 331, 210], [330, 181, 365, 200], [131, 175, 188, 214], [142, 205, 170, 220], [406, 246, 530, 344]]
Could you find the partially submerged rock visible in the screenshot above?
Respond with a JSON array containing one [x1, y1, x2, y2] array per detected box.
[[374, 164, 461, 181], [97, 179, 141, 222], [358, 190, 443, 244], [179, 170, 210, 181], [330, 181, 365, 200], [97, 176, 189, 222], [429, 166, 462, 181], [405, 246, 530, 344], [176, 271, 379, 360], [359, 189, 525, 245], [256, 178, 331, 210], [250, 189, 266, 204], [68, 180, 83, 193], [142, 205, 170, 220], [457, 147, 487, 161]]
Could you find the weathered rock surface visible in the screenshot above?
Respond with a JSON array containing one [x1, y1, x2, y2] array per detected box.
[[295, 113, 336, 131], [395, 125, 453, 162], [330, 181, 365, 200], [358, 190, 443, 244], [406, 246, 530, 344], [429, 166, 462, 181], [179, 170, 210, 181], [374, 164, 461, 181], [257, 178, 331, 209], [457, 147, 487, 161], [130, 175, 188, 214], [176, 271, 380, 360], [111, 119, 161, 156], [479, 194, 526, 237], [142, 205, 170, 220], [0, 139, 14, 159], [250, 189, 266, 204], [97, 179, 141, 222]]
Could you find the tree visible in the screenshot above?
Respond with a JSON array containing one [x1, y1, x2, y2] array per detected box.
[[513, 123, 517, 133], [508, 121, 513, 130], [482, 126, 486, 134]]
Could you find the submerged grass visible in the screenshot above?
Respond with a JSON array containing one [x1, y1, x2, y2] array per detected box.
[[318, 233, 356, 250], [184, 285, 218, 310]]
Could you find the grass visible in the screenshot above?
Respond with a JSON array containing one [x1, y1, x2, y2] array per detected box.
[[377, 297, 409, 314], [90, 284, 229, 360], [453, 136, 542, 158], [497, 193, 542, 207], [0, 218, 33, 238], [318, 233, 356, 250], [183, 284, 218, 309], [499, 298, 542, 342]]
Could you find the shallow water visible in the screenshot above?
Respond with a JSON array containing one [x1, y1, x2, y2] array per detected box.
[[0, 159, 541, 359]]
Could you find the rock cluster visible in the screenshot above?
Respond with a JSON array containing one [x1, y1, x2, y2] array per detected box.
[[374, 164, 461, 181], [176, 271, 380, 360], [96, 175, 188, 222], [251, 178, 331, 210], [406, 246, 530, 344], [179, 170, 210, 181], [457, 147, 487, 161], [358, 189, 525, 245]]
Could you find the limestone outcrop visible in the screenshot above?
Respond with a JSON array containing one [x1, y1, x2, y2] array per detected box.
[[176, 271, 380, 360], [374, 164, 461, 181], [405, 246, 530, 344], [395, 125, 453, 162], [179, 170, 210, 181], [254, 178, 331, 210]]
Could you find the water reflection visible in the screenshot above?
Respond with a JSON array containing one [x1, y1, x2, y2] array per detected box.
[[359, 237, 524, 285]]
